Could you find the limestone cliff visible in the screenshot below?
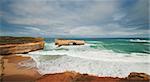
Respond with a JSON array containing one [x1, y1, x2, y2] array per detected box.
[[0, 36, 45, 55]]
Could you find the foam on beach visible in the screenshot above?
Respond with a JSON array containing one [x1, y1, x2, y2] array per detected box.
[[29, 42, 150, 63], [25, 42, 150, 77], [26, 54, 150, 77]]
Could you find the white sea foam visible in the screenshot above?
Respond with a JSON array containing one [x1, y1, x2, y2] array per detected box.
[[25, 55, 150, 77], [129, 39, 150, 43], [25, 42, 150, 77], [28, 42, 150, 63], [28, 50, 150, 63]]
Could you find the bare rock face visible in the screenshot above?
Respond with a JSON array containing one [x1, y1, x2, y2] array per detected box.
[[55, 39, 85, 47], [0, 55, 41, 82], [36, 71, 150, 82], [127, 72, 150, 80], [0, 36, 45, 55]]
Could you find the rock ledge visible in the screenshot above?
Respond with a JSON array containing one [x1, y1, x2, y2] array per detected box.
[[0, 36, 45, 55]]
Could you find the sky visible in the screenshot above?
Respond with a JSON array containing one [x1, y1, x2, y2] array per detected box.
[[0, 0, 149, 38]]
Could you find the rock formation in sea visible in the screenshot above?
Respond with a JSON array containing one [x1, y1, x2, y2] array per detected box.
[[55, 39, 85, 47], [0, 36, 45, 55]]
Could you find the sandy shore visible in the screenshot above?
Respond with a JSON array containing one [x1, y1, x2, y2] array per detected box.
[[0, 55, 41, 82]]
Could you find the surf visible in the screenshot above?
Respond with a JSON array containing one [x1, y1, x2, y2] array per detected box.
[[25, 38, 150, 77], [129, 39, 150, 43]]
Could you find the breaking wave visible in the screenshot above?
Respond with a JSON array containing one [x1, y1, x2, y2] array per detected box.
[[25, 40, 150, 77], [28, 42, 150, 63], [129, 39, 150, 43]]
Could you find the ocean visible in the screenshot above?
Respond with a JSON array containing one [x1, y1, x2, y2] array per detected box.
[[44, 38, 150, 54], [22, 38, 150, 77]]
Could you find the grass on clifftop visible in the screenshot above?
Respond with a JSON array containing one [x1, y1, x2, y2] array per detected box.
[[0, 36, 44, 45]]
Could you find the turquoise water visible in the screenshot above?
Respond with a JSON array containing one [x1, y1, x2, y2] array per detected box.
[[27, 38, 150, 77], [45, 38, 150, 54]]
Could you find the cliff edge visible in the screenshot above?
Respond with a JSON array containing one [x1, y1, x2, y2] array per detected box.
[[0, 36, 45, 55]]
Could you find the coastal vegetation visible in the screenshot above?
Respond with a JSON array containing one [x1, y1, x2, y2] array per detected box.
[[0, 36, 44, 45]]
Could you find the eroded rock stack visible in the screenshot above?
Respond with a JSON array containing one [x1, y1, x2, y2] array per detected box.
[[55, 39, 85, 47]]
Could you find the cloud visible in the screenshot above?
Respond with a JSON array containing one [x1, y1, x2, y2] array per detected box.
[[2, 0, 119, 25], [24, 27, 41, 31], [0, 0, 149, 37], [68, 23, 148, 37], [113, 13, 126, 21], [119, 0, 149, 28], [0, 11, 3, 17]]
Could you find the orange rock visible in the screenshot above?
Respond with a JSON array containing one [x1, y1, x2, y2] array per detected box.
[[0, 55, 41, 82], [36, 71, 150, 82], [0, 37, 45, 55], [127, 72, 150, 80]]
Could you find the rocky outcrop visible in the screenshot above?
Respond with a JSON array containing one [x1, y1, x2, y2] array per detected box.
[[36, 71, 150, 82], [55, 39, 85, 47], [0, 55, 41, 82], [127, 72, 150, 80], [0, 36, 45, 55]]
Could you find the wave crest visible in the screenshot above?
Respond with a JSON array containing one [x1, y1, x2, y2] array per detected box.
[[129, 39, 150, 43]]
